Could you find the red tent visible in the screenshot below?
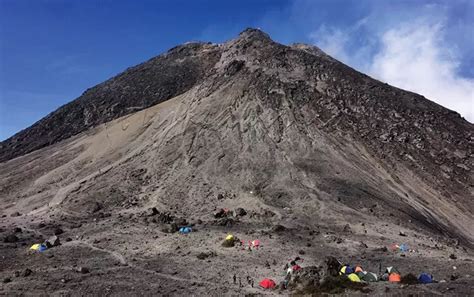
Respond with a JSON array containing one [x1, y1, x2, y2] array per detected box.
[[252, 239, 260, 248], [259, 278, 276, 289]]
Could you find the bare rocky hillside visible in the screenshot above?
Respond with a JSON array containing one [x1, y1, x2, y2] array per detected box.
[[1, 28, 473, 295]]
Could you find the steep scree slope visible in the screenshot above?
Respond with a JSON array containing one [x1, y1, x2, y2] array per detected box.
[[1, 28, 473, 242]]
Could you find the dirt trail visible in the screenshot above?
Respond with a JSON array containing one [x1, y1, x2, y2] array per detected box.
[[67, 240, 264, 294]]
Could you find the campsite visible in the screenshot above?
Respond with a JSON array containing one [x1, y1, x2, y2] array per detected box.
[[1, 197, 473, 295]]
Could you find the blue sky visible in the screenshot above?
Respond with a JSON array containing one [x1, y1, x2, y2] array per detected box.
[[1, 0, 473, 140]]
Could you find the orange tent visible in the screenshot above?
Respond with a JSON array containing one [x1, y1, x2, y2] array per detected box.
[[355, 266, 363, 273], [389, 273, 401, 282], [259, 278, 276, 289]]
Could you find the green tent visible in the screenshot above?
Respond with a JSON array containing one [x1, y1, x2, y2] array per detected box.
[[362, 272, 378, 282], [356, 271, 366, 279], [385, 266, 399, 274]]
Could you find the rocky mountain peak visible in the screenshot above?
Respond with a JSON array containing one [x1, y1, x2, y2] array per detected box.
[[237, 27, 272, 42]]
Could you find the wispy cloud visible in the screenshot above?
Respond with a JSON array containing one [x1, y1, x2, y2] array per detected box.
[[309, 26, 350, 63], [309, 9, 474, 122], [369, 21, 474, 121]]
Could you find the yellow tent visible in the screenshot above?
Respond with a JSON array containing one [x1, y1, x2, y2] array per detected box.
[[222, 234, 236, 247], [339, 266, 347, 275], [30, 244, 41, 250], [347, 273, 361, 282]]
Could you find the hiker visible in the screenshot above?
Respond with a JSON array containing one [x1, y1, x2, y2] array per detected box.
[[233, 274, 236, 284], [280, 279, 289, 290], [284, 257, 302, 271]]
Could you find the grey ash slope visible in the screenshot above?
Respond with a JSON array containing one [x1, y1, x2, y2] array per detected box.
[[0, 28, 473, 295]]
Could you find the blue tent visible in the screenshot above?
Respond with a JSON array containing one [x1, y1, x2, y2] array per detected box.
[[418, 273, 433, 284], [179, 227, 192, 234], [340, 265, 354, 275]]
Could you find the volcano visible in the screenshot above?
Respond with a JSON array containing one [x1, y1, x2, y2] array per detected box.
[[1, 29, 473, 295]]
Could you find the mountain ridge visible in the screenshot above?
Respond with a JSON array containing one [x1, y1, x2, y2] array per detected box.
[[1, 28, 470, 162]]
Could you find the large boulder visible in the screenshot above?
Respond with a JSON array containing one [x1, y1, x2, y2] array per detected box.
[[161, 223, 178, 233], [21, 268, 33, 277], [271, 224, 287, 233], [174, 218, 188, 227], [4, 234, 19, 243], [213, 209, 227, 218], [325, 256, 342, 277], [233, 208, 247, 217], [215, 217, 234, 227], [146, 207, 159, 216], [77, 267, 90, 274], [44, 235, 60, 248], [287, 266, 322, 291], [157, 212, 174, 224], [54, 228, 64, 235]]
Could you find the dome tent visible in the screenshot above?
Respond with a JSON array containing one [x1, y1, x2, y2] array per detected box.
[[259, 278, 276, 289], [347, 273, 361, 282], [222, 234, 237, 247], [389, 273, 401, 283], [179, 227, 192, 234], [362, 272, 378, 282], [339, 265, 354, 275], [418, 273, 433, 284]]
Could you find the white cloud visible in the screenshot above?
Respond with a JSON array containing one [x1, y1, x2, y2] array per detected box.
[[369, 21, 474, 121], [311, 19, 474, 122], [309, 26, 350, 64]]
